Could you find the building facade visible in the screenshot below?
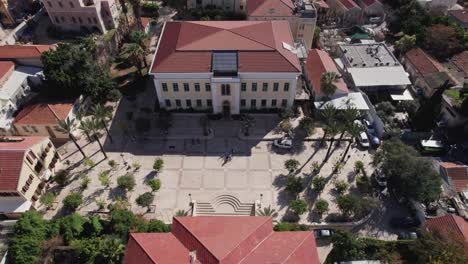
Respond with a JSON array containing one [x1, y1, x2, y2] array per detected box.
[[0, 136, 60, 218], [327, 0, 363, 26], [150, 21, 302, 115], [40, 0, 120, 33], [187, 0, 247, 12]]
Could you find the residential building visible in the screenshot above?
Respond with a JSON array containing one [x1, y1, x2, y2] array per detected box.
[[447, 50, 468, 85], [337, 43, 412, 97], [0, 136, 60, 218], [187, 0, 247, 12], [13, 98, 79, 142], [426, 214, 468, 247], [326, 0, 363, 26], [150, 21, 302, 115], [123, 216, 320, 264], [0, 61, 43, 135], [40, 0, 120, 34], [448, 9, 468, 31], [305, 48, 368, 110], [440, 88, 468, 127], [440, 162, 468, 195], [403, 48, 454, 98], [355, 0, 384, 23], [0, 44, 55, 67], [247, 0, 317, 49]]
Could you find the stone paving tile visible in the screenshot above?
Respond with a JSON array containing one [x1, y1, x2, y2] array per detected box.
[[180, 170, 203, 189], [158, 170, 180, 189], [163, 155, 183, 169], [204, 156, 224, 169], [155, 189, 177, 209], [249, 140, 270, 153], [226, 170, 248, 189], [226, 156, 248, 169], [249, 170, 272, 189], [202, 169, 225, 190], [248, 153, 270, 170], [183, 156, 204, 169]]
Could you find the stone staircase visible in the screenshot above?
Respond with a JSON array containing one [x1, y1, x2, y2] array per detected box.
[[194, 194, 255, 216]]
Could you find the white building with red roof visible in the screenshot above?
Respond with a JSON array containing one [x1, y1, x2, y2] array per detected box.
[[0, 44, 55, 67], [150, 21, 302, 115], [123, 216, 320, 264], [0, 136, 60, 217], [426, 214, 468, 248], [327, 0, 363, 26]]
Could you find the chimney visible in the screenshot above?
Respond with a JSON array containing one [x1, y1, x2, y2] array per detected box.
[[189, 251, 197, 264]]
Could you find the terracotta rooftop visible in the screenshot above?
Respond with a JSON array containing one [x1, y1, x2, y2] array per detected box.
[[441, 162, 468, 193], [0, 45, 55, 59], [306, 49, 348, 97], [14, 99, 74, 125], [405, 48, 445, 76], [426, 214, 468, 247], [451, 51, 468, 76], [0, 61, 14, 81], [247, 0, 295, 17], [361, 0, 380, 7], [0, 137, 48, 191], [449, 9, 468, 23], [141, 17, 151, 29], [339, 0, 360, 10], [123, 216, 320, 264], [151, 21, 301, 73]]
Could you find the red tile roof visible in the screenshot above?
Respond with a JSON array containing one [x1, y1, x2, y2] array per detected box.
[[151, 21, 301, 73], [247, 0, 295, 17], [0, 61, 14, 80], [306, 49, 348, 97], [449, 9, 468, 23], [441, 162, 468, 193], [361, 0, 380, 7], [0, 137, 48, 191], [0, 45, 55, 59], [451, 51, 468, 76], [14, 100, 74, 125], [124, 216, 320, 264], [426, 214, 468, 246], [339, 0, 360, 10], [141, 17, 151, 29], [405, 48, 445, 76]]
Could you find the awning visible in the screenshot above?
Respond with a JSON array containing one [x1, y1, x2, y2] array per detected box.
[[314, 93, 370, 110], [0, 199, 32, 213], [390, 89, 414, 101]]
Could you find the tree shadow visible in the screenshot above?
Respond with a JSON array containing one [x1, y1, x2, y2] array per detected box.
[[108, 187, 127, 201], [272, 173, 289, 188], [143, 171, 157, 182], [82, 188, 105, 207]]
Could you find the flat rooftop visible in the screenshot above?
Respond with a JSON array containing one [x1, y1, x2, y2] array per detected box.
[[340, 43, 400, 68]]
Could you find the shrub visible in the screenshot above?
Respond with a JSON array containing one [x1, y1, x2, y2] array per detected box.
[[153, 158, 164, 172], [83, 158, 95, 167], [356, 175, 370, 194], [80, 174, 90, 189], [312, 176, 327, 194], [285, 176, 303, 197], [311, 161, 320, 174], [108, 159, 117, 169], [40, 192, 56, 208], [335, 180, 349, 195], [354, 160, 364, 174], [96, 199, 106, 210], [110, 208, 136, 237], [290, 199, 308, 216], [98, 171, 110, 187], [63, 193, 83, 211], [59, 213, 86, 243], [117, 174, 136, 191], [136, 192, 154, 209], [147, 178, 161, 192], [132, 162, 141, 171], [280, 120, 293, 134], [274, 222, 309, 232], [54, 170, 68, 186], [107, 89, 122, 102], [315, 199, 329, 216], [284, 159, 300, 173]]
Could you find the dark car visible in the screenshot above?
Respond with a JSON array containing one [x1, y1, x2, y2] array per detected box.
[[314, 229, 335, 238], [390, 217, 421, 228]]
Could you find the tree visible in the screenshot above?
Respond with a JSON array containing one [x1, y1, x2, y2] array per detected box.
[[289, 199, 308, 216], [373, 139, 441, 203], [284, 159, 300, 173], [320, 72, 340, 99], [41, 43, 114, 102], [40, 192, 56, 209], [411, 230, 468, 264], [337, 106, 358, 143], [136, 192, 154, 211], [256, 206, 278, 218], [199, 115, 210, 136], [71, 236, 125, 264], [285, 176, 304, 197], [120, 43, 145, 76], [58, 118, 86, 158], [330, 231, 366, 261], [63, 193, 83, 211], [319, 104, 337, 146], [93, 104, 114, 143], [314, 199, 329, 217], [81, 119, 107, 159], [324, 121, 339, 161], [341, 123, 362, 162], [299, 116, 315, 136], [335, 180, 349, 195], [59, 213, 86, 243], [129, 30, 149, 68], [153, 158, 164, 172], [80, 174, 91, 189], [110, 208, 136, 238], [117, 174, 136, 191], [395, 34, 416, 55], [424, 24, 462, 59], [241, 114, 255, 136], [337, 194, 361, 218], [147, 178, 161, 192], [279, 120, 293, 135], [128, 0, 143, 30], [118, 0, 129, 25], [53, 170, 68, 186], [354, 160, 365, 174], [312, 176, 327, 194]]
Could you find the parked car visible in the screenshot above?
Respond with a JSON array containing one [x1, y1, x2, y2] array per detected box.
[[314, 229, 335, 238], [273, 137, 292, 149], [398, 232, 418, 240], [390, 217, 421, 228], [363, 119, 375, 134], [418, 140, 446, 156], [373, 169, 387, 188], [357, 131, 370, 148]]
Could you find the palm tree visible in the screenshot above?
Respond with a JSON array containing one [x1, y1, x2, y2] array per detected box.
[[58, 118, 86, 159], [241, 114, 255, 136], [337, 106, 358, 144], [324, 121, 339, 161], [82, 119, 107, 159], [130, 31, 148, 68], [175, 209, 190, 216], [93, 104, 114, 143], [128, 0, 142, 30], [256, 206, 278, 218], [320, 72, 340, 99], [78, 119, 93, 142], [320, 104, 337, 147], [120, 43, 145, 76], [341, 123, 362, 162]]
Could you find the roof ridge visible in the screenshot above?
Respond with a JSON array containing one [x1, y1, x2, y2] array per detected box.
[[176, 22, 223, 50], [282, 232, 314, 263], [47, 103, 62, 122], [449, 214, 467, 239], [238, 231, 275, 263], [272, 22, 302, 72], [128, 233, 162, 263], [226, 22, 276, 50]]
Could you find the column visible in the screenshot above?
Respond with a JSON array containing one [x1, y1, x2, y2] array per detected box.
[[233, 82, 240, 114], [154, 79, 165, 108], [288, 77, 298, 108], [211, 82, 219, 113]]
